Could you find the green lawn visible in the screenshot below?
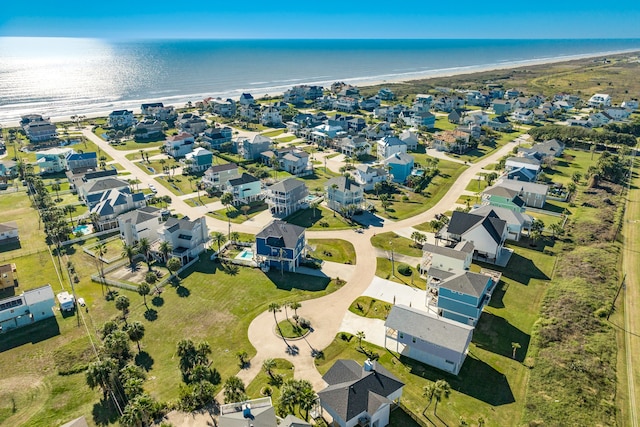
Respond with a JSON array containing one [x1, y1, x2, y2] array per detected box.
[[0, 191, 50, 261], [540, 148, 599, 186], [245, 358, 296, 404], [321, 244, 555, 426], [135, 156, 181, 176], [210, 201, 269, 224], [261, 129, 285, 137], [274, 135, 296, 143], [374, 257, 425, 289], [110, 138, 166, 151], [464, 177, 489, 193], [370, 232, 423, 257], [284, 206, 355, 230], [184, 194, 219, 207], [307, 239, 356, 265], [297, 168, 340, 194], [348, 296, 392, 320], [125, 148, 162, 161], [155, 175, 198, 196]]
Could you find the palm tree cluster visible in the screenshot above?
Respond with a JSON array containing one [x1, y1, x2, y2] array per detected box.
[[277, 379, 317, 421], [223, 375, 248, 404], [422, 379, 451, 417], [86, 321, 160, 426], [176, 339, 220, 411]]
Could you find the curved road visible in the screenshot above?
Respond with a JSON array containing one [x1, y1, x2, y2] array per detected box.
[[81, 127, 521, 393]]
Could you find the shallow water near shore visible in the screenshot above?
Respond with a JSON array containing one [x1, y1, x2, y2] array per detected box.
[[1, 37, 639, 123]]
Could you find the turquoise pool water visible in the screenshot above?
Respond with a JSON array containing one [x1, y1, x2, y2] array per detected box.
[[237, 249, 254, 260], [73, 225, 91, 235]]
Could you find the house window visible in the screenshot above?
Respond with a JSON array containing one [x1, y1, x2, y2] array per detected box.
[[445, 360, 454, 365], [399, 332, 404, 339], [412, 337, 416, 343]]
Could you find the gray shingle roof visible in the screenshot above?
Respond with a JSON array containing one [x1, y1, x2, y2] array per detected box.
[[385, 305, 473, 353], [318, 359, 404, 423], [440, 271, 491, 298], [228, 173, 259, 186], [207, 163, 238, 173], [84, 177, 129, 194], [422, 242, 469, 261], [447, 210, 506, 245], [0, 221, 18, 233], [267, 178, 307, 193], [325, 176, 360, 192], [256, 220, 305, 249], [119, 207, 161, 225]]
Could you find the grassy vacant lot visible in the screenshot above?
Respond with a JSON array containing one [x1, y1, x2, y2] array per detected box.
[[348, 296, 392, 321], [135, 156, 181, 176], [285, 206, 354, 230], [155, 174, 198, 196], [331, 244, 555, 426], [0, 191, 49, 261], [297, 168, 340, 194], [370, 231, 423, 257], [211, 201, 269, 224], [541, 147, 599, 186], [374, 258, 425, 289], [184, 194, 219, 207], [307, 239, 356, 265]]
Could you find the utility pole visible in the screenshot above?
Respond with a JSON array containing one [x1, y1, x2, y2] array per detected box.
[[390, 240, 395, 278]]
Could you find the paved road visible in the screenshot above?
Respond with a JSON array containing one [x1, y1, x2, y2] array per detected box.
[[81, 127, 521, 410]]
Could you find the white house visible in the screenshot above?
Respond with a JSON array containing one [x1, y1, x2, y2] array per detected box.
[[505, 157, 541, 177], [318, 359, 404, 427], [201, 163, 240, 190], [260, 105, 283, 126], [118, 207, 163, 246], [399, 130, 419, 151], [588, 93, 612, 108], [621, 100, 638, 111], [158, 216, 209, 265], [0, 221, 19, 244], [350, 164, 387, 191], [470, 204, 531, 241], [385, 305, 474, 375], [108, 110, 136, 128], [164, 133, 195, 158], [89, 189, 147, 231], [603, 106, 632, 121], [376, 136, 407, 161], [511, 108, 535, 124]]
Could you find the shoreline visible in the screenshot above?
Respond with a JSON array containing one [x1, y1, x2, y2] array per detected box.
[[4, 47, 639, 128]]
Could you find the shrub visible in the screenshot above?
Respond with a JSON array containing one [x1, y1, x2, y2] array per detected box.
[[397, 263, 412, 276]]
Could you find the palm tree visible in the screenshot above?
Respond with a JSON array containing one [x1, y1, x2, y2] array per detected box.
[[211, 231, 226, 252], [137, 238, 152, 271], [230, 231, 240, 243], [289, 301, 301, 319], [236, 350, 249, 368], [122, 243, 137, 267], [85, 358, 118, 397], [330, 183, 339, 216], [176, 339, 197, 377], [374, 181, 383, 198], [411, 231, 422, 247], [422, 383, 436, 415], [167, 257, 181, 279], [356, 331, 366, 349], [158, 240, 172, 263], [115, 295, 130, 322], [549, 222, 563, 239], [90, 212, 101, 231], [138, 282, 151, 308], [127, 321, 146, 353], [51, 181, 61, 202], [511, 342, 521, 359], [223, 375, 247, 404], [262, 358, 277, 379], [298, 386, 317, 421], [221, 192, 234, 211], [432, 379, 451, 416], [64, 205, 76, 227], [268, 302, 281, 328]]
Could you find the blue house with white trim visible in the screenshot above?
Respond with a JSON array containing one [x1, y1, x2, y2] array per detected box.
[[384, 152, 414, 183], [0, 284, 55, 333], [256, 220, 306, 272], [435, 271, 497, 326]]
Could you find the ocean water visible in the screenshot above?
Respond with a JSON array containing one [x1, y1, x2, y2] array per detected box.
[[1, 38, 639, 123]]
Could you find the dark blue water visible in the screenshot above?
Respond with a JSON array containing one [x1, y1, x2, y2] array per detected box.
[[1, 38, 639, 123]]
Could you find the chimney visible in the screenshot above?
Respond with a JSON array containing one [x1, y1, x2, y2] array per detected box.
[[364, 359, 374, 372]]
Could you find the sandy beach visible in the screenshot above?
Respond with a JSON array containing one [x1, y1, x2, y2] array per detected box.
[[6, 47, 639, 128]]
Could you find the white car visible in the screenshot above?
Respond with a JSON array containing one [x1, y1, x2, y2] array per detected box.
[[149, 184, 157, 193], [77, 297, 86, 307]]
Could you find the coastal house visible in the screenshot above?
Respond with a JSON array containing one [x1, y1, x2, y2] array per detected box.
[[432, 270, 498, 326], [117, 206, 163, 246], [470, 204, 531, 241], [378, 88, 395, 100], [134, 120, 163, 139], [0, 160, 18, 179], [141, 102, 163, 115], [588, 112, 613, 127], [399, 130, 419, 151], [66, 168, 118, 193], [518, 139, 565, 160], [208, 97, 237, 117], [488, 179, 548, 209], [308, 124, 345, 146], [437, 210, 508, 264], [260, 105, 283, 126], [339, 135, 371, 158], [492, 99, 515, 115], [421, 241, 474, 277], [360, 97, 381, 111], [400, 111, 435, 129], [588, 93, 612, 108], [511, 108, 535, 124], [384, 152, 415, 183], [219, 397, 277, 427], [486, 115, 513, 132], [239, 103, 260, 122], [89, 188, 147, 231], [284, 85, 323, 104], [504, 88, 520, 99], [413, 94, 433, 111], [324, 176, 364, 216], [66, 152, 97, 171], [447, 108, 465, 124], [0, 222, 19, 245], [348, 117, 367, 132], [178, 114, 207, 134], [184, 147, 213, 172], [261, 148, 310, 176], [621, 99, 639, 111], [0, 263, 18, 291], [157, 216, 209, 265], [433, 96, 463, 112], [0, 284, 55, 333], [335, 97, 360, 113], [432, 130, 471, 153], [337, 85, 360, 98], [201, 163, 240, 191], [350, 164, 388, 191], [504, 156, 541, 179], [239, 93, 255, 106], [35, 147, 75, 174], [142, 104, 177, 122], [318, 359, 404, 427], [482, 185, 527, 212], [377, 136, 407, 161], [385, 305, 474, 375], [364, 122, 394, 140], [256, 220, 306, 272], [22, 119, 58, 142], [164, 133, 195, 158], [603, 106, 632, 121], [108, 110, 136, 129], [225, 173, 263, 205], [202, 126, 232, 148], [235, 135, 273, 160], [463, 110, 489, 126], [264, 178, 309, 217], [79, 177, 131, 206]]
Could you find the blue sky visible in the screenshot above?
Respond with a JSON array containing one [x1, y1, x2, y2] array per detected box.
[[1, 1, 640, 39]]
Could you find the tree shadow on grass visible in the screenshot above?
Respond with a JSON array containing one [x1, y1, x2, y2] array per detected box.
[[92, 397, 120, 426], [151, 296, 164, 307], [176, 285, 190, 298], [135, 350, 154, 371], [398, 351, 515, 406], [144, 309, 158, 321], [473, 312, 531, 363]]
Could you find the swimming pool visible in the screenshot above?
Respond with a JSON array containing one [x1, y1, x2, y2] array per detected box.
[[236, 249, 254, 260], [73, 224, 92, 235]]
